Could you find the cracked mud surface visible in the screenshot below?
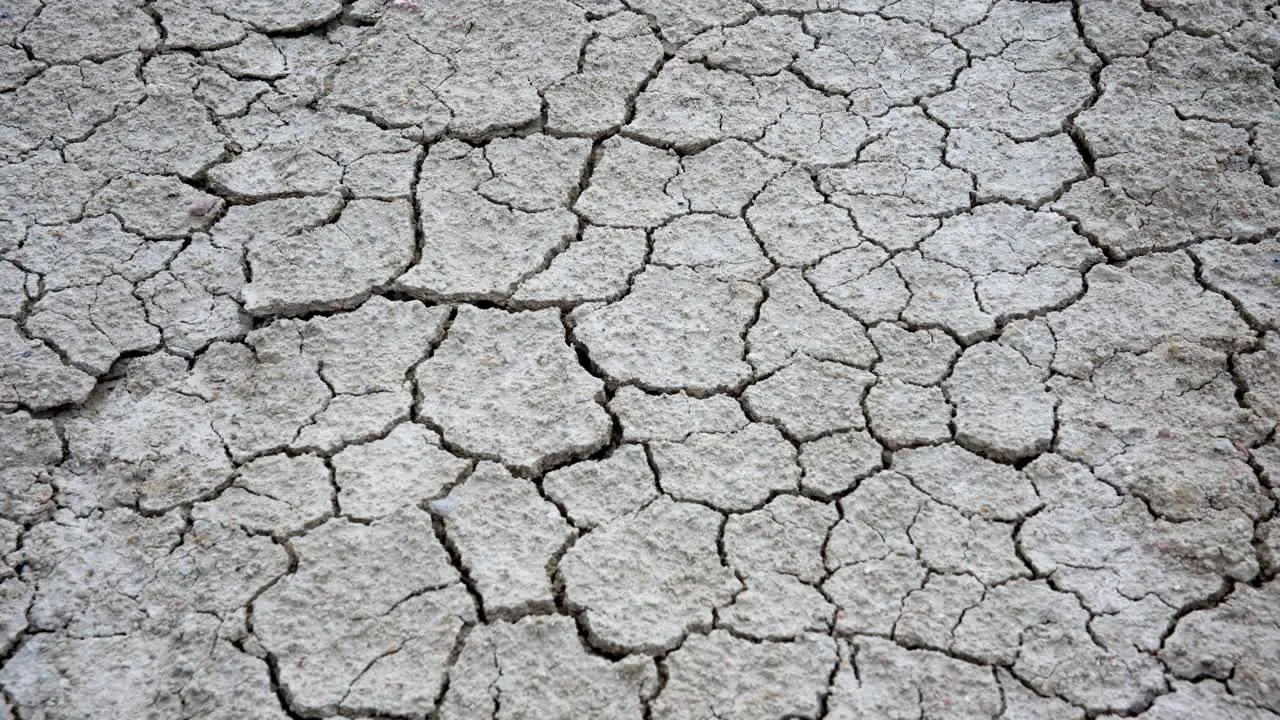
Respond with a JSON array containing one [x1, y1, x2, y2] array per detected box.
[[0, 0, 1278, 718]]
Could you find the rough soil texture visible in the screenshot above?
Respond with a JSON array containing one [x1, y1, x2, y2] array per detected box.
[[0, 0, 1278, 718]]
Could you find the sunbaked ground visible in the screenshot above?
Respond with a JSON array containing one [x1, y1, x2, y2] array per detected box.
[[1, 0, 1279, 718]]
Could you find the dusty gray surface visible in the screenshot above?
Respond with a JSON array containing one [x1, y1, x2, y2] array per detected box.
[[0, 0, 1278, 718]]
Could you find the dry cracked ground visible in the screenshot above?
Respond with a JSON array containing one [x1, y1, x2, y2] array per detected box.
[[1, 0, 1280, 718]]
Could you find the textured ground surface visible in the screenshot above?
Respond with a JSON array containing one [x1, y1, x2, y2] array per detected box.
[[0, 0, 1279, 718]]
